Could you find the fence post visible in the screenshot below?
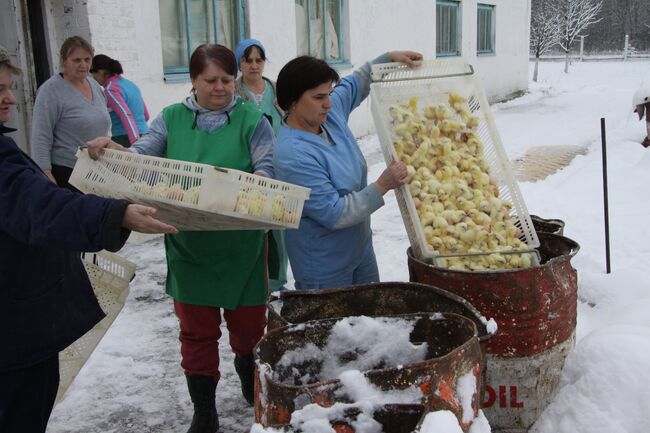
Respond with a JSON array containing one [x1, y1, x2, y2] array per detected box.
[[624, 35, 629, 61], [579, 36, 584, 61], [601, 118, 611, 274]]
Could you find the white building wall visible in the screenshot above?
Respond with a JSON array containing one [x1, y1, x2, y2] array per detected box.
[[247, 0, 530, 136], [248, 0, 436, 136], [470, 0, 531, 101], [39, 0, 530, 139], [86, 0, 192, 124], [247, 0, 298, 81], [342, 0, 436, 136], [130, 1, 195, 113], [46, 0, 93, 70], [434, 0, 530, 101], [43, 0, 191, 128]]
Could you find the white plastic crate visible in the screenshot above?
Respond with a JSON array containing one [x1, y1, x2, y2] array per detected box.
[[70, 149, 311, 231], [56, 251, 136, 404], [370, 58, 539, 262]]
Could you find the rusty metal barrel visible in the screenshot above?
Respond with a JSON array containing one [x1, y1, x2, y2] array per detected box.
[[254, 313, 482, 432], [530, 215, 565, 236], [267, 282, 491, 347], [407, 232, 579, 432]]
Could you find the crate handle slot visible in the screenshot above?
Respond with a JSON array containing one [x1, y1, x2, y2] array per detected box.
[[371, 62, 474, 83]]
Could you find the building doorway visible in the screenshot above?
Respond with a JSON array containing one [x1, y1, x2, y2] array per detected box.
[[0, 0, 51, 153]]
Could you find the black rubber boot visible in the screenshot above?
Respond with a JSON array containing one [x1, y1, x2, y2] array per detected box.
[[234, 354, 255, 405], [186, 375, 219, 433]]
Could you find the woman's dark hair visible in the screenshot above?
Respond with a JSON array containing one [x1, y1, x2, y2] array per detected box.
[[243, 45, 266, 63], [189, 44, 236, 80], [90, 54, 123, 75], [276, 56, 340, 111]]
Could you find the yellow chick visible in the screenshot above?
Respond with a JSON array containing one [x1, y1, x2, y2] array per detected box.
[[165, 183, 184, 201], [449, 92, 468, 105], [409, 180, 422, 196], [467, 115, 480, 129], [417, 166, 433, 180], [406, 165, 417, 178], [183, 186, 200, 205], [440, 119, 462, 134], [432, 202, 445, 214], [468, 209, 491, 226], [441, 209, 465, 224], [432, 215, 449, 229], [408, 96, 419, 113]]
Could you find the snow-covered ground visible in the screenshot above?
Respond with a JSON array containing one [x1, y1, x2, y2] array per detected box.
[[47, 60, 650, 433]]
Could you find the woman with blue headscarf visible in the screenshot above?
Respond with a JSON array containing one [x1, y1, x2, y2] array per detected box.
[[234, 39, 283, 134], [235, 38, 288, 292]]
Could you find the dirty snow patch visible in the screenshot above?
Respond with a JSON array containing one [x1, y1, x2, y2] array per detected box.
[[274, 316, 428, 384]]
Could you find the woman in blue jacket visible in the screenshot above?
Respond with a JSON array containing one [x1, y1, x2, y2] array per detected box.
[[274, 51, 420, 290], [0, 46, 176, 433]]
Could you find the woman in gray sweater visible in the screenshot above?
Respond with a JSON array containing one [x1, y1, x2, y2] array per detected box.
[[30, 36, 110, 190]]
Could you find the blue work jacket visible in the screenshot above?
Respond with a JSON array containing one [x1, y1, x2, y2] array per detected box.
[[274, 75, 379, 287]]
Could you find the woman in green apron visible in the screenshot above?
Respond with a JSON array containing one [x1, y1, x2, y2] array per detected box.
[[234, 38, 288, 292], [87, 44, 275, 433]]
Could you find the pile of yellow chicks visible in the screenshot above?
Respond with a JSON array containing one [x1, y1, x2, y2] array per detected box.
[[131, 182, 200, 205], [129, 180, 298, 226], [389, 93, 533, 271], [235, 188, 297, 225], [271, 195, 298, 226], [234, 188, 266, 217]]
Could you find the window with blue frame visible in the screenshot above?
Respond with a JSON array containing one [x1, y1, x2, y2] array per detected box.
[[436, 0, 461, 57], [158, 0, 245, 79], [477, 4, 495, 55], [295, 0, 348, 65]]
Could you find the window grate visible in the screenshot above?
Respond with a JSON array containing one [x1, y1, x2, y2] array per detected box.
[[477, 4, 495, 55], [436, 0, 461, 58], [160, 0, 246, 77], [295, 0, 347, 64]]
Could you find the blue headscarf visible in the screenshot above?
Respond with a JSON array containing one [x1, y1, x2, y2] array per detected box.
[[234, 38, 266, 70]]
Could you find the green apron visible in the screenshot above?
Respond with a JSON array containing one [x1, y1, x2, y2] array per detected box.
[[162, 101, 266, 309]]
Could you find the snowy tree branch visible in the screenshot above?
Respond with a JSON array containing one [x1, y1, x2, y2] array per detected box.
[[557, 0, 604, 52]]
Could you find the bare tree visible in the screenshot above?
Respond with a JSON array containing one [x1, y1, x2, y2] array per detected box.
[[531, 0, 563, 82], [556, 0, 603, 72]]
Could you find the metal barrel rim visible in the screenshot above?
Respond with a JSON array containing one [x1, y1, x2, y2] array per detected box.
[[268, 281, 493, 343]]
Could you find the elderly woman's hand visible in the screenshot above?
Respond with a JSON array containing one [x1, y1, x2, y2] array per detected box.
[[374, 160, 409, 195], [86, 136, 128, 160], [122, 204, 178, 234], [388, 51, 423, 68]]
